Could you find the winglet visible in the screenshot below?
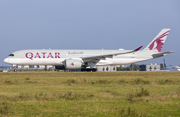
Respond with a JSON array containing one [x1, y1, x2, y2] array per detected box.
[[134, 46, 143, 51]]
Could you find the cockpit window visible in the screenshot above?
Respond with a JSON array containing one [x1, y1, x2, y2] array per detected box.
[[8, 54, 14, 56]]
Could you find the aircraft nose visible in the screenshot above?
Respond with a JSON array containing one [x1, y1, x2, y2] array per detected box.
[[4, 58, 9, 63]]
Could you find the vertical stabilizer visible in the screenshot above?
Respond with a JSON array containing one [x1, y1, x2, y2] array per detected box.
[[143, 29, 170, 52]]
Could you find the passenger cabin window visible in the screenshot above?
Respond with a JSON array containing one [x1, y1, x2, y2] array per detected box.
[[8, 54, 14, 57]]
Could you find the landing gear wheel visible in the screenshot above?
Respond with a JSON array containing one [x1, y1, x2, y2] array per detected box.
[[92, 68, 97, 72], [81, 68, 86, 72], [81, 68, 97, 72]]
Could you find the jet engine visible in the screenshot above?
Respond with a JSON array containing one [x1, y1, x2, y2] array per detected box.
[[65, 59, 82, 69]]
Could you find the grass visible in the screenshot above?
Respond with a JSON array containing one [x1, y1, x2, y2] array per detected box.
[[0, 72, 180, 116]]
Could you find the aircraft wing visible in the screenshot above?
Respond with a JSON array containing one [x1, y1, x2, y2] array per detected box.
[[82, 46, 143, 60], [152, 51, 175, 58]]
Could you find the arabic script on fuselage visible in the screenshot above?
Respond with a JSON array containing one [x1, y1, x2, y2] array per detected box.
[[68, 52, 83, 54]]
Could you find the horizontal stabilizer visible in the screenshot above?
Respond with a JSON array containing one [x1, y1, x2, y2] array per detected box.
[[152, 51, 175, 57]]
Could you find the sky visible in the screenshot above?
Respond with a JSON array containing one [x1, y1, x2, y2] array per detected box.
[[0, 0, 180, 66]]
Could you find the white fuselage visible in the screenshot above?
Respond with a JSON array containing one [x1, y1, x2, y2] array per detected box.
[[4, 49, 154, 66]]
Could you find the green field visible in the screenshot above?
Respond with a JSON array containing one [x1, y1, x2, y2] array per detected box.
[[0, 72, 180, 116]]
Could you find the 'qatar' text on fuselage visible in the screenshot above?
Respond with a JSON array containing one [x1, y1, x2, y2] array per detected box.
[[26, 52, 60, 60]]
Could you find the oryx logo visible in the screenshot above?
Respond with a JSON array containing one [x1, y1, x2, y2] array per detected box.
[[70, 62, 75, 66], [149, 30, 169, 52]]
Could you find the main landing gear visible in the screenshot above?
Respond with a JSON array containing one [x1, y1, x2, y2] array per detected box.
[[81, 68, 97, 72]]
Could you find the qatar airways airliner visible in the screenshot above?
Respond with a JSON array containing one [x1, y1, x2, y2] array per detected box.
[[4, 29, 174, 71]]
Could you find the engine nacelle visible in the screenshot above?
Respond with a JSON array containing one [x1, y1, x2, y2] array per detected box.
[[65, 59, 82, 69]]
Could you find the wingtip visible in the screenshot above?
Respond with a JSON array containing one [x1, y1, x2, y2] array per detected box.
[[134, 46, 143, 51]]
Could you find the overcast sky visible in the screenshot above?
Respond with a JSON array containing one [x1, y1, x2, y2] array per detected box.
[[0, 0, 180, 66]]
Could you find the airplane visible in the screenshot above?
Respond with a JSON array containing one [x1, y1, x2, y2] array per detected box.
[[163, 59, 180, 71], [4, 28, 175, 72]]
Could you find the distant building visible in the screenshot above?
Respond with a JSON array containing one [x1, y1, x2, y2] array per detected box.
[[96, 65, 123, 72], [17, 65, 30, 69], [17, 65, 54, 69], [0, 66, 12, 72], [139, 63, 160, 71]]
